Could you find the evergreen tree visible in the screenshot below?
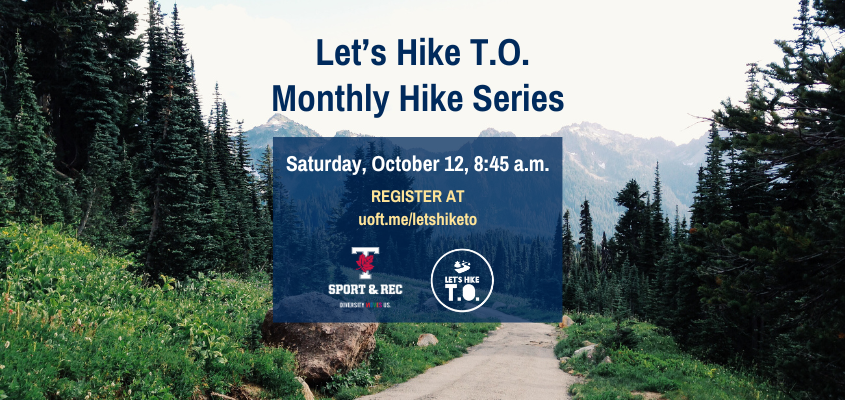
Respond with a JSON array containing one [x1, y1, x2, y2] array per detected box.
[[649, 162, 669, 261], [137, 2, 209, 280], [599, 232, 610, 273], [723, 65, 772, 226], [689, 124, 729, 231], [553, 212, 563, 272], [333, 263, 349, 285], [64, 4, 126, 244], [578, 199, 595, 269], [562, 210, 575, 273], [257, 145, 274, 221], [255, 144, 274, 267], [8, 33, 61, 223], [0, 73, 12, 222], [613, 179, 646, 269]]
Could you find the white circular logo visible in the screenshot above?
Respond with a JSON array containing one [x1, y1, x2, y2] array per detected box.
[[430, 249, 494, 313]]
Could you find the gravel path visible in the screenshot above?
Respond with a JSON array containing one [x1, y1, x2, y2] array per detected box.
[[359, 322, 579, 400]]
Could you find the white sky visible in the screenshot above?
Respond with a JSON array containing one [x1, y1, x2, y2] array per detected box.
[[128, 0, 799, 144]]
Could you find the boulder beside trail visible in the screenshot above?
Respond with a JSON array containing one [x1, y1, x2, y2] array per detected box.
[[559, 315, 575, 328], [260, 309, 378, 385], [417, 333, 439, 347], [573, 344, 597, 358]]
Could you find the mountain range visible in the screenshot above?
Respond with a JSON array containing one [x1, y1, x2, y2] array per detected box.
[[546, 122, 705, 236], [245, 114, 706, 237]]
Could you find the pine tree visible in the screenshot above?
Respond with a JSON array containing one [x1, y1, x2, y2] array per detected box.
[[599, 232, 610, 273], [642, 194, 656, 268], [8, 33, 61, 223], [494, 238, 510, 292], [255, 144, 274, 267], [690, 124, 728, 228], [228, 120, 262, 272], [650, 162, 669, 260], [257, 145, 274, 220], [0, 68, 13, 222], [723, 65, 772, 226], [579, 199, 595, 269], [137, 2, 210, 280], [562, 210, 575, 274], [65, 4, 125, 243], [553, 212, 563, 272], [0, 50, 11, 269], [333, 263, 349, 285], [206, 87, 266, 273], [613, 179, 646, 268]]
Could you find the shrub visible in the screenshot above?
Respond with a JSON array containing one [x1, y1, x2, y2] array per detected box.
[[600, 324, 641, 350], [0, 223, 301, 399], [557, 314, 791, 400], [335, 386, 369, 400], [324, 364, 375, 396]]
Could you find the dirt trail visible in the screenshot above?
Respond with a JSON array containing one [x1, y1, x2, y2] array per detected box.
[[360, 322, 578, 400]]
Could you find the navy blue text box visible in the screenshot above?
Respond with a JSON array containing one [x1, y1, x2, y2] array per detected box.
[[273, 137, 563, 323]]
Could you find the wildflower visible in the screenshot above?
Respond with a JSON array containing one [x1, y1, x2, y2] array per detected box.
[[4, 341, 8, 348], [119, 336, 122, 341], [0, 365, 4, 369], [7, 309, 12, 314]]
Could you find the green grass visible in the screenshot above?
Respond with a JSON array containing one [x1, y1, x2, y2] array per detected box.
[[319, 322, 499, 398], [556, 314, 791, 400], [0, 222, 303, 400], [371, 322, 498, 384]]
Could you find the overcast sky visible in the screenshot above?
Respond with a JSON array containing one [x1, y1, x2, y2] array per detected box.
[[128, 0, 799, 144]]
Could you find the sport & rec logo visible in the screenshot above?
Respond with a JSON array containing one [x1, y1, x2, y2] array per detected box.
[[352, 247, 378, 279]]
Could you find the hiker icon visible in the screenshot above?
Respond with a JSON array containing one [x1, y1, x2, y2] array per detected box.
[[454, 261, 470, 274]]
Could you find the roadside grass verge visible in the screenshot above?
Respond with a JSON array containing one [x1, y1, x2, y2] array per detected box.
[[556, 314, 791, 400], [321, 322, 499, 399], [0, 222, 302, 400]]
